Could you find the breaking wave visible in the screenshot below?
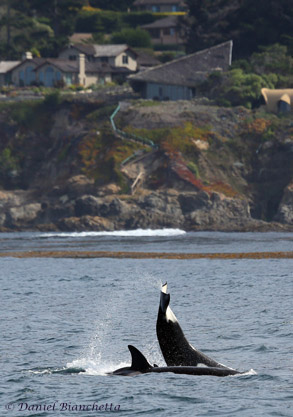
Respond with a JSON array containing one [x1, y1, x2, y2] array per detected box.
[[41, 229, 186, 238]]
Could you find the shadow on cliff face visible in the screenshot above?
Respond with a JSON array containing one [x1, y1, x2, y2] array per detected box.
[[249, 140, 293, 222]]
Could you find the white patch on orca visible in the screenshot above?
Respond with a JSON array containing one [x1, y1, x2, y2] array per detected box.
[[166, 306, 178, 323], [161, 283, 168, 294]]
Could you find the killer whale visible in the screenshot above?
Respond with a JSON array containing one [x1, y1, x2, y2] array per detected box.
[[156, 283, 235, 370], [109, 345, 242, 377]]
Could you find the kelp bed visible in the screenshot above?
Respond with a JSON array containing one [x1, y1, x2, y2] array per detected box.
[[1, 251, 293, 259]]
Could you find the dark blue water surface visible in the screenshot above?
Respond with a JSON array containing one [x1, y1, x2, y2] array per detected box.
[[0, 231, 292, 416]]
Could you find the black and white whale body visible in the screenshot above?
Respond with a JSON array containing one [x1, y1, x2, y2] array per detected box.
[[109, 345, 242, 377], [156, 283, 235, 370]]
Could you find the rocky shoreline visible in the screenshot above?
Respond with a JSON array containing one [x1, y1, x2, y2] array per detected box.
[[0, 179, 292, 233], [0, 98, 292, 233]]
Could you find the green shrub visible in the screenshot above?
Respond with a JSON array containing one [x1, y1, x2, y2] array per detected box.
[[201, 69, 279, 108], [10, 101, 40, 128], [201, 43, 293, 108], [250, 44, 293, 76], [43, 91, 62, 109], [86, 105, 117, 121], [122, 12, 155, 27], [158, 51, 179, 63], [0, 148, 19, 177], [76, 10, 122, 33], [111, 28, 152, 48], [187, 161, 200, 178]]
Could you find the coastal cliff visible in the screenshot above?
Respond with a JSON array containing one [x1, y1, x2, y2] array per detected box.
[[0, 94, 292, 232]]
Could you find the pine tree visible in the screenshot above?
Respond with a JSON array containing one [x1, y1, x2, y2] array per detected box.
[[185, 0, 293, 58]]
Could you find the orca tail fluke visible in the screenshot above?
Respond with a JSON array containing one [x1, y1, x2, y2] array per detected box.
[[128, 345, 153, 372], [160, 282, 170, 314]]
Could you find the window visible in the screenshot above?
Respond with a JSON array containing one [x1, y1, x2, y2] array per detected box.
[[151, 5, 160, 12], [25, 65, 35, 85], [122, 55, 128, 64], [19, 70, 24, 85], [65, 73, 72, 85], [45, 67, 54, 87], [39, 71, 44, 85], [278, 99, 291, 113], [69, 55, 76, 61], [172, 5, 178, 12], [100, 57, 108, 63]]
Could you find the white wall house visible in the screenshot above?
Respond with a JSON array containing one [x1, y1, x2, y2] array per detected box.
[[58, 44, 138, 72]]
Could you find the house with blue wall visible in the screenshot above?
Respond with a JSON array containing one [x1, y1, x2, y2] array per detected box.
[[10, 53, 45, 86], [9, 46, 137, 88], [129, 41, 233, 101]]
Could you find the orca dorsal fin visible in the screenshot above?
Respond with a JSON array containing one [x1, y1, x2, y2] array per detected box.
[[128, 345, 152, 372]]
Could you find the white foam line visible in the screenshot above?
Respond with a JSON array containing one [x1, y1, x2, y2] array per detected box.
[[41, 229, 186, 238]]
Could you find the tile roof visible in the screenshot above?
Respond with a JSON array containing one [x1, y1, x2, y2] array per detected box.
[[34, 59, 133, 75], [70, 44, 137, 58], [10, 58, 47, 72], [129, 41, 233, 87], [92, 44, 133, 57], [37, 59, 79, 73], [70, 44, 96, 56], [136, 51, 161, 67]]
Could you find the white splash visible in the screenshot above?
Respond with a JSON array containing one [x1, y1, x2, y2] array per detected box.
[[240, 368, 257, 376], [41, 228, 186, 238], [66, 358, 129, 376], [28, 369, 53, 375]]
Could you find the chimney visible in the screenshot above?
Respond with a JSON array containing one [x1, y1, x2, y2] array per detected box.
[[22, 51, 33, 60], [78, 53, 86, 86]]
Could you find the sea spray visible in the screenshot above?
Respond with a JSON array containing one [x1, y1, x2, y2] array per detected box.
[[66, 265, 165, 374]]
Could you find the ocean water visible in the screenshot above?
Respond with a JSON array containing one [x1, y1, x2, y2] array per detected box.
[[0, 230, 292, 416]]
